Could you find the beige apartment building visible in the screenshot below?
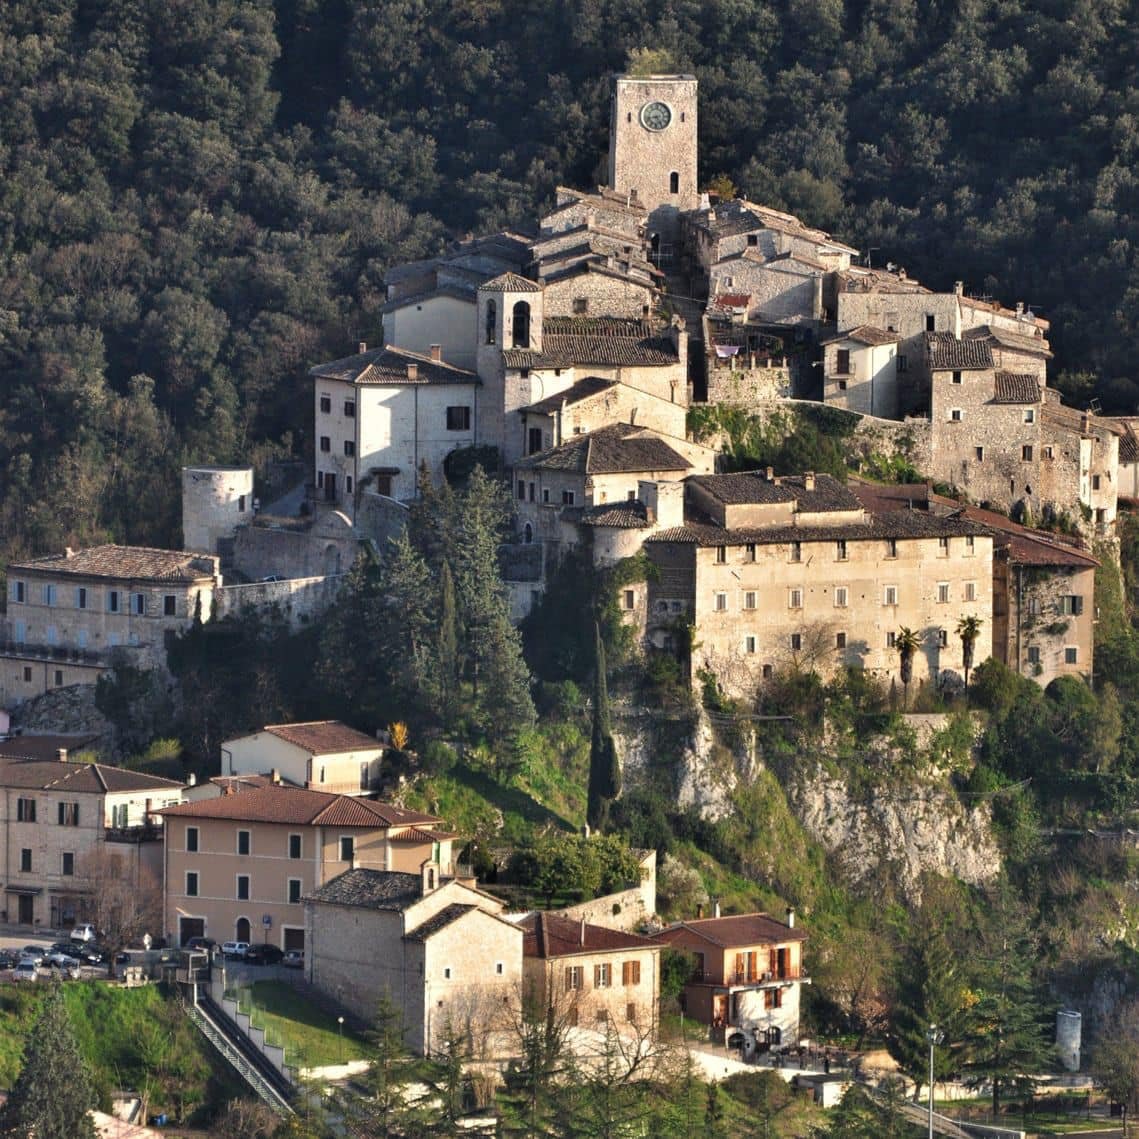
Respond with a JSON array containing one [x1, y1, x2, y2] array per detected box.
[[521, 913, 661, 1035], [220, 721, 387, 796], [306, 868, 522, 1056], [644, 472, 993, 699], [159, 785, 452, 950], [0, 758, 183, 929]]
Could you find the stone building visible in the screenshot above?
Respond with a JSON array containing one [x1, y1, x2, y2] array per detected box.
[[181, 466, 254, 557], [520, 912, 661, 1035], [0, 758, 183, 929], [642, 472, 993, 700], [821, 326, 901, 417], [305, 868, 521, 1056]]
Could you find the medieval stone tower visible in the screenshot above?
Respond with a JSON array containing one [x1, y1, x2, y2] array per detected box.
[[607, 73, 699, 248]]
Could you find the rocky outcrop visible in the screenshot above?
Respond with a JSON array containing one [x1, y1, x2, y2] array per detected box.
[[10, 685, 115, 755]]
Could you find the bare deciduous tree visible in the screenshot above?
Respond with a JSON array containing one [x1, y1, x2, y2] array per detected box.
[[76, 847, 161, 971]]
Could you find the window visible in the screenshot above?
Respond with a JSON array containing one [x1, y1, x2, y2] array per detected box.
[[107, 589, 120, 613], [950, 409, 963, 422], [485, 299, 496, 344], [517, 481, 525, 501], [623, 589, 635, 610], [237, 875, 250, 900], [715, 545, 727, 564], [744, 591, 757, 610], [886, 631, 896, 648], [346, 476, 353, 494], [747, 234, 758, 246], [237, 830, 250, 856], [938, 629, 948, 648], [790, 633, 802, 652], [43, 584, 56, 606], [133, 592, 145, 615], [1043, 445, 1054, 459], [360, 762, 370, 790], [965, 535, 975, 554], [75, 587, 87, 610], [745, 543, 756, 562], [238, 494, 246, 513], [512, 301, 531, 349], [790, 541, 802, 563], [1027, 646, 1041, 665], [288, 879, 302, 904], [340, 836, 354, 862], [13, 623, 24, 644], [446, 406, 471, 431], [835, 540, 848, 561], [1028, 597, 1040, 616], [443, 966, 452, 979], [1022, 445, 1033, 461], [186, 826, 199, 853], [1065, 647, 1079, 665], [20, 849, 31, 873], [53, 670, 63, 687], [163, 595, 177, 617], [344, 399, 356, 418], [938, 536, 949, 555], [1092, 475, 1102, 491], [623, 960, 641, 986], [186, 872, 199, 897], [542, 488, 550, 503], [319, 436, 330, 452], [975, 446, 985, 461], [745, 636, 757, 654], [343, 440, 355, 457], [22, 667, 31, 682], [286, 833, 302, 860], [762, 664, 773, 679], [496, 961, 505, 975], [561, 490, 575, 506], [834, 587, 848, 608], [319, 395, 331, 413], [951, 370, 962, 385], [61, 852, 74, 876], [596, 1009, 609, 1024], [573, 297, 589, 314], [11, 580, 24, 603], [46, 626, 58, 646], [965, 582, 976, 602], [835, 348, 851, 374], [884, 585, 898, 606], [714, 592, 728, 612], [789, 589, 803, 609], [1060, 595, 1084, 616], [627, 1003, 637, 1022], [764, 989, 783, 1010], [885, 538, 898, 558], [836, 379, 847, 390], [938, 583, 950, 603], [16, 798, 35, 822], [925, 314, 936, 331], [669, 170, 680, 194], [565, 966, 583, 991], [375, 474, 392, 496], [897, 354, 908, 372], [595, 963, 612, 988], [57, 802, 79, 826]]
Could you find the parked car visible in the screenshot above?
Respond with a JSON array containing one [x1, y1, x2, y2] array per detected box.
[[49, 941, 74, 956], [20, 947, 45, 965], [77, 946, 104, 966], [186, 936, 216, 952], [13, 960, 38, 982], [282, 950, 304, 969], [70, 923, 97, 943], [47, 956, 81, 978], [245, 944, 284, 966], [45, 948, 78, 967], [221, 941, 250, 959], [0, 951, 16, 970]]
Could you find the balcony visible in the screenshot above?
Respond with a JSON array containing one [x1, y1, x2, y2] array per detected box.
[[690, 968, 807, 988], [0, 638, 109, 666], [105, 823, 163, 844]]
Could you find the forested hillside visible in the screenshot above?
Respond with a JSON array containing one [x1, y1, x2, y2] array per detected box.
[[4, 0, 1139, 561]]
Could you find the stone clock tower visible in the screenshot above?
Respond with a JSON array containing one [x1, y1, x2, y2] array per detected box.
[[607, 73, 699, 243]]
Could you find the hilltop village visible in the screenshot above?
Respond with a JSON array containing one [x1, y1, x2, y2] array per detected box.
[[0, 71, 1131, 1130]]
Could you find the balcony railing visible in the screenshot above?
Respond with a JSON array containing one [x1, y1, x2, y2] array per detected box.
[[0, 638, 110, 665], [690, 968, 807, 987], [105, 823, 163, 844]]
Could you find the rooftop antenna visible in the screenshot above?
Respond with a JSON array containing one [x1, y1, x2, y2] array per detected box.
[[1088, 398, 1102, 415], [864, 247, 879, 270]]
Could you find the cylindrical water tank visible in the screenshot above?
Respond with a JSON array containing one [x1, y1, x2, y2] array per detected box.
[[1056, 1009, 1081, 1072]]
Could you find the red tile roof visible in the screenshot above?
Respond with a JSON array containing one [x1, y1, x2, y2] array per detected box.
[[261, 721, 383, 755], [159, 785, 441, 828], [653, 913, 807, 949], [0, 760, 183, 794], [9, 546, 219, 583], [521, 912, 660, 959]]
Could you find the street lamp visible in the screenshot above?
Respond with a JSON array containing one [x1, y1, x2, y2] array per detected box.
[[927, 1024, 945, 1139], [337, 1015, 344, 1063]]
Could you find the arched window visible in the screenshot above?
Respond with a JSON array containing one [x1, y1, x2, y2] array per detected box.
[[485, 299, 496, 345], [523, 522, 533, 544], [512, 301, 531, 348], [669, 171, 679, 194]]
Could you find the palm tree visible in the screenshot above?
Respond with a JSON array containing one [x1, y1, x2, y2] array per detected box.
[[956, 615, 983, 697], [895, 627, 921, 709]]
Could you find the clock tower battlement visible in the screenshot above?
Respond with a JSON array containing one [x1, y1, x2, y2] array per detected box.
[[607, 74, 699, 240]]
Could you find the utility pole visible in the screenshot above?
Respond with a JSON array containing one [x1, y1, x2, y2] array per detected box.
[[927, 1024, 944, 1139]]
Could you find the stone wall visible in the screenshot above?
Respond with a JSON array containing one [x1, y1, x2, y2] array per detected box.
[[231, 512, 359, 581], [706, 359, 791, 405], [542, 271, 653, 320], [215, 575, 346, 629]]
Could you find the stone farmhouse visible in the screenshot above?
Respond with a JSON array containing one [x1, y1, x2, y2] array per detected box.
[[159, 783, 454, 952]]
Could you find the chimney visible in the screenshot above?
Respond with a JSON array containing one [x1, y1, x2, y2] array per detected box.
[[57, 748, 67, 763], [358, 341, 367, 354], [1015, 302, 1024, 317], [803, 471, 816, 491], [765, 466, 775, 482], [64, 547, 74, 559], [713, 899, 721, 919], [786, 907, 795, 929], [954, 281, 963, 297], [406, 363, 418, 381], [580, 916, 586, 946], [429, 344, 442, 362], [187, 773, 197, 787], [271, 768, 281, 784]]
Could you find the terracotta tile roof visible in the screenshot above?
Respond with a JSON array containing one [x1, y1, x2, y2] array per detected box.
[[576, 501, 650, 529], [836, 267, 929, 294], [0, 759, 183, 794], [926, 332, 993, 371], [404, 903, 478, 940], [520, 912, 661, 959], [504, 318, 679, 369], [707, 293, 752, 317], [1041, 402, 1123, 436], [261, 721, 382, 755], [1120, 424, 1139, 464], [480, 271, 542, 293], [159, 785, 440, 828], [521, 376, 619, 415], [963, 323, 1052, 356], [654, 913, 807, 949], [690, 472, 860, 512], [823, 325, 900, 347], [389, 826, 458, 843], [309, 345, 477, 387], [9, 546, 219, 583], [993, 373, 1041, 404], [206, 774, 288, 792], [307, 869, 423, 910], [548, 187, 647, 217], [0, 734, 100, 761], [695, 199, 858, 254], [513, 424, 691, 475]]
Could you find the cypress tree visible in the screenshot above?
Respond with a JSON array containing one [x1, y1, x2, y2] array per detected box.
[[0, 980, 97, 1139], [588, 621, 621, 832]]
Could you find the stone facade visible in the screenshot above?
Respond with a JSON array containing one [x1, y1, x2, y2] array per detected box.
[[821, 329, 900, 418], [230, 509, 359, 581], [540, 265, 655, 320], [181, 467, 254, 556], [214, 575, 347, 629], [381, 292, 479, 371], [705, 357, 792, 406]]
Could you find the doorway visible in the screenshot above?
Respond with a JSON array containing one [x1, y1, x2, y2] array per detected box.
[[236, 916, 251, 943], [17, 895, 33, 924]]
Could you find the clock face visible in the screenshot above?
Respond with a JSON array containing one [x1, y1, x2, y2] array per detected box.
[[640, 101, 672, 131]]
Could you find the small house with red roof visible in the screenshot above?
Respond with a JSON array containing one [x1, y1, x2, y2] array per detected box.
[[520, 912, 661, 1035], [651, 909, 807, 1047]]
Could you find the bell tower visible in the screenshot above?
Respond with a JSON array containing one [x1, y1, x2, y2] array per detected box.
[[607, 73, 699, 245]]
